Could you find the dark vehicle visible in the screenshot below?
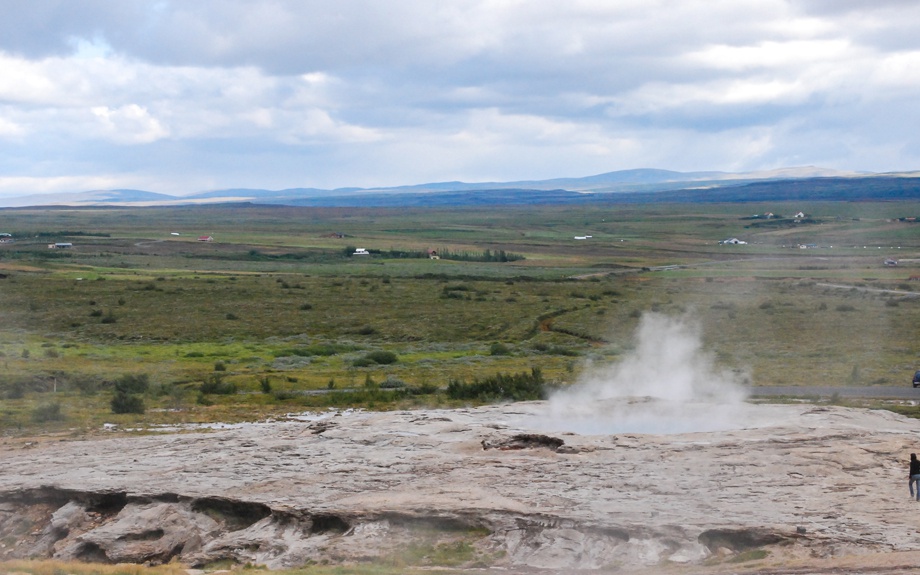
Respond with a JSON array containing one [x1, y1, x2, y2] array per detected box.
[[914, 371, 920, 388]]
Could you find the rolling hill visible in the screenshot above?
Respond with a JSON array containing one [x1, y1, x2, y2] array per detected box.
[[2, 167, 919, 208]]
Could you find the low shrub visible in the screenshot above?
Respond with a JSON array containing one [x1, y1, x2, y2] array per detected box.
[[200, 375, 237, 395], [363, 350, 398, 365], [114, 373, 150, 395], [379, 376, 406, 389], [275, 344, 351, 358], [447, 368, 546, 402], [489, 342, 511, 356], [111, 392, 145, 414], [548, 345, 580, 356], [259, 376, 272, 393], [32, 402, 64, 423]]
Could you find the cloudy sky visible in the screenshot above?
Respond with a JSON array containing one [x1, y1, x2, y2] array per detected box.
[[1, 0, 919, 199]]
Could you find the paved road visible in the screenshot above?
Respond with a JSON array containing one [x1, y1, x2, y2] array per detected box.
[[749, 385, 920, 399]]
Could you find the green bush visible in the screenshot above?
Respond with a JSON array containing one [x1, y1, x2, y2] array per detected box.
[[111, 392, 145, 414], [114, 373, 150, 394], [447, 368, 546, 402], [548, 345, 580, 356], [411, 383, 439, 395], [32, 402, 64, 423], [5, 381, 25, 399], [363, 350, 398, 365], [275, 344, 350, 358], [489, 342, 511, 356], [259, 376, 272, 393], [73, 377, 99, 396], [379, 376, 406, 388], [200, 374, 237, 395]]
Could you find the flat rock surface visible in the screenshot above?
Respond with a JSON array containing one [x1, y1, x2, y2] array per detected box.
[[2, 400, 920, 572]]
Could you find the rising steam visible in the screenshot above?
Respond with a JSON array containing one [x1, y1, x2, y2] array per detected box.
[[527, 313, 759, 435]]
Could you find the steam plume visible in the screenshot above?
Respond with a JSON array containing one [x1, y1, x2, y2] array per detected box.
[[532, 313, 753, 435]]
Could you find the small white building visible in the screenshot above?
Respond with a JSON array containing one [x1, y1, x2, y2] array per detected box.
[[719, 238, 747, 245], [353, 248, 370, 256], [48, 242, 73, 249]]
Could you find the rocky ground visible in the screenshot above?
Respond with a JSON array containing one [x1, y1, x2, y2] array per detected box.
[[2, 399, 920, 573]]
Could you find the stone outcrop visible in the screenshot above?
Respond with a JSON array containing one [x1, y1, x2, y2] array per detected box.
[[2, 400, 920, 571]]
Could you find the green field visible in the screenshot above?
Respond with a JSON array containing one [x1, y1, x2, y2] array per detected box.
[[1, 201, 919, 433]]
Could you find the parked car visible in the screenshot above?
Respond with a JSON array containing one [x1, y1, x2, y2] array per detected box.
[[913, 371, 920, 388]]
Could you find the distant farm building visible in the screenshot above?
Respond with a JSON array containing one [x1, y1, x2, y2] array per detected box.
[[48, 242, 73, 249], [573, 235, 593, 240], [720, 238, 747, 245], [427, 249, 440, 260], [197, 236, 213, 242], [0, 233, 12, 243], [353, 248, 370, 256], [884, 258, 899, 266]]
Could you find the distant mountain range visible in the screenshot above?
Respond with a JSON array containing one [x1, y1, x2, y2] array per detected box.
[[3, 167, 920, 208]]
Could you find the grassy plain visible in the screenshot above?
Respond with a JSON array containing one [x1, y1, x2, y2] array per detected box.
[[1, 201, 919, 434]]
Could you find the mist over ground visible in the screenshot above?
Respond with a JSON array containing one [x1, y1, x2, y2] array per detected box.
[[525, 313, 767, 435]]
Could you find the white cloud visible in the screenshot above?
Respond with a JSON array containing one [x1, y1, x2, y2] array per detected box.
[[687, 40, 853, 72], [91, 104, 169, 144], [0, 175, 138, 195], [0, 115, 25, 138], [0, 1, 919, 199], [280, 108, 382, 144]]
